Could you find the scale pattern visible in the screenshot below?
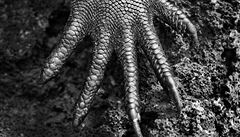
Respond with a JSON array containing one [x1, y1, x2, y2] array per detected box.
[[40, 0, 198, 136]]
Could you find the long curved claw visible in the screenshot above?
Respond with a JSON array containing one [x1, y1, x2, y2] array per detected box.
[[164, 76, 182, 113], [140, 17, 182, 114], [118, 28, 143, 137], [133, 119, 143, 137], [41, 6, 88, 83], [152, 0, 199, 46], [73, 30, 113, 128]]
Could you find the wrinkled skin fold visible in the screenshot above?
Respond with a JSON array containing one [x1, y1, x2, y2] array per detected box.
[[40, 0, 198, 136]]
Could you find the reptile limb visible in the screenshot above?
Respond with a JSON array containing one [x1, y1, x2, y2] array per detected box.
[[40, 0, 198, 136]]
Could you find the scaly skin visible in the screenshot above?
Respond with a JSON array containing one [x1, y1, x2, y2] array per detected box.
[[40, 0, 198, 136]]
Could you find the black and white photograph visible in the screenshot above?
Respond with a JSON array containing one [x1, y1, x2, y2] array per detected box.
[[0, 0, 239, 136]]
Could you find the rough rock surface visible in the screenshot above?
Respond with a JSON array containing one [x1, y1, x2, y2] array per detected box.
[[0, 0, 239, 136]]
